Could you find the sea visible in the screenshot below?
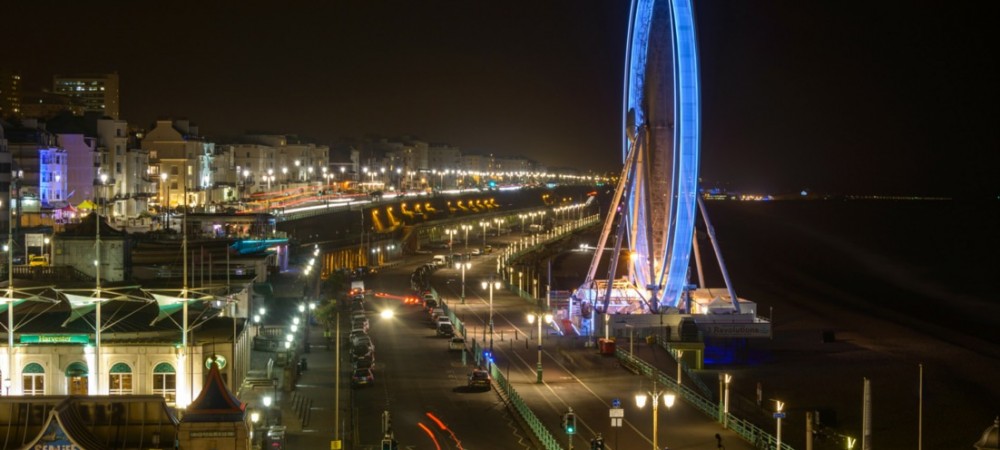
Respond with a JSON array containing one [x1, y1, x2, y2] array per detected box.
[[547, 198, 1000, 447]]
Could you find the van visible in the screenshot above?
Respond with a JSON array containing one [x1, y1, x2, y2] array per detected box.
[[431, 255, 447, 267]]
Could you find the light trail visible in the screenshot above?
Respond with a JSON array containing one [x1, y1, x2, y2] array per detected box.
[[425, 412, 464, 450], [416, 422, 442, 450]]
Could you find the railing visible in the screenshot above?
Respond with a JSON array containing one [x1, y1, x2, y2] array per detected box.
[[490, 361, 564, 450], [616, 349, 793, 450], [440, 296, 563, 450]]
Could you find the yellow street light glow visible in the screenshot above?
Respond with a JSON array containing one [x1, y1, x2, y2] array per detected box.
[[380, 309, 394, 319]]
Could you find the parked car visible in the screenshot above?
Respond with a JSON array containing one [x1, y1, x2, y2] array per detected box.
[[353, 353, 375, 370], [436, 323, 455, 338], [351, 343, 374, 361], [468, 369, 491, 390], [351, 368, 374, 387], [448, 337, 466, 351]]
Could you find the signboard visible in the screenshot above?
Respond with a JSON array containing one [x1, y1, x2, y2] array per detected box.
[[192, 431, 236, 438], [611, 418, 623, 427], [773, 412, 786, 419], [26, 233, 45, 248], [611, 398, 621, 408], [205, 354, 228, 369], [31, 416, 82, 449], [699, 323, 772, 338], [330, 440, 342, 449], [609, 408, 624, 418], [20, 334, 90, 344]]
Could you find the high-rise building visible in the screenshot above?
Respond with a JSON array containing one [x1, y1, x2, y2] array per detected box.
[[52, 72, 120, 119], [0, 69, 21, 118]]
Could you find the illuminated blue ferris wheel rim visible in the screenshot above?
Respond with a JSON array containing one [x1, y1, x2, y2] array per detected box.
[[622, 0, 701, 309]]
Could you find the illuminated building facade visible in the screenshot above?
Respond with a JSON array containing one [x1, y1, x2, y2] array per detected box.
[[52, 72, 120, 119]]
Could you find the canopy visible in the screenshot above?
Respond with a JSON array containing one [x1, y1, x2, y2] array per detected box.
[[76, 200, 97, 210]]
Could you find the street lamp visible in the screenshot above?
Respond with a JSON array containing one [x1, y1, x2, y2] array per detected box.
[[461, 224, 472, 250], [250, 411, 261, 449], [635, 384, 676, 450], [480, 279, 502, 352], [775, 400, 785, 450], [455, 261, 470, 304], [445, 228, 457, 252], [526, 311, 553, 383]]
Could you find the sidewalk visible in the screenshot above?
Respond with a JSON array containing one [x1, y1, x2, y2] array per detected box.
[[237, 269, 343, 449]]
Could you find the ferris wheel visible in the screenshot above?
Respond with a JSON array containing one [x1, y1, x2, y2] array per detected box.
[[579, 0, 702, 313]]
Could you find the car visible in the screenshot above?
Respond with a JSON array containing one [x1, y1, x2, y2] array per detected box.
[[471, 248, 482, 256], [351, 311, 367, 322], [449, 337, 466, 351], [29, 255, 49, 267], [424, 298, 438, 310], [353, 354, 375, 370], [352, 317, 369, 331], [436, 323, 455, 337], [468, 369, 491, 390], [349, 329, 368, 340], [429, 308, 445, 320], [351, 346, 374, 362], [351, 368, 374, 387], [352, 335, 373, 349]]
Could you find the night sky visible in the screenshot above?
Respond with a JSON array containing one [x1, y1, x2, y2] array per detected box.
[[2, 2, 996, 197]]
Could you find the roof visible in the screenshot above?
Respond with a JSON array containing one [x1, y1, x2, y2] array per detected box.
[[60, 213, 127, 238], [181, 360, 246, 423]]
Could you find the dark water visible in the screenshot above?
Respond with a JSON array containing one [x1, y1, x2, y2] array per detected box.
[[553, 200, 1000, 345], [704, 199, 1000, 346]]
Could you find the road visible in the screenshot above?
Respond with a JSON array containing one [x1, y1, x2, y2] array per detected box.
[[278, 224, 755, 450], [352, 260, 531, 450]]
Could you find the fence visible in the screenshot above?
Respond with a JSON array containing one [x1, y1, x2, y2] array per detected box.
[[616, 349, 794, 450]]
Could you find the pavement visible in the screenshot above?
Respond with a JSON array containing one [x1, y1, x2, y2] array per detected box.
[[238, 270, 345, 450]]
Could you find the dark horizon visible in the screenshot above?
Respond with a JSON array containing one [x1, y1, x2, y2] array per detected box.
[[2, 2, 996, 197]]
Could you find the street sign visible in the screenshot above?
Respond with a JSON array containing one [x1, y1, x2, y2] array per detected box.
[[330, 440, 342, 449], [609, 408, 624, 418], [773, 412, 786, 419], [610, 418, 622, 427], [611, 398, 621, 408]]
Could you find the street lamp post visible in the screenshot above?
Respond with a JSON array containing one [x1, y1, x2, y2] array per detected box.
[[461, 224, 471, 250], [445, 228, 457, 252], [526, 311, 552, 383], [635, 383, 676, 450], [775, 400, 785, 450], [480, 279, 501, 353], [456, 262, 470, 304]]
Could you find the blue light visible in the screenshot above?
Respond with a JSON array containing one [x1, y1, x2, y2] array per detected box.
[[623, 0, 702, 310]]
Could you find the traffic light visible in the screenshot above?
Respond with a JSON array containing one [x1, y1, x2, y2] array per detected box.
[[563, 412, 576, 434], [381, 438, 392, 450]]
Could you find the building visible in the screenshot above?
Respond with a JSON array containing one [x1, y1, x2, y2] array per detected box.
[[0, 122, 10, 234], [56, 132, 98, 208], [19, 90, 86, 119], [97, 118, 153, 218], [0, 68, 21, 119], [52, 72, 121, 119], [142, 119, 213, 209]]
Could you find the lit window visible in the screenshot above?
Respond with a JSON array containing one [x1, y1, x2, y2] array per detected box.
[[152, 363, 177, 403], [109, 362, 133, 395], [22, 363, 45, 395]]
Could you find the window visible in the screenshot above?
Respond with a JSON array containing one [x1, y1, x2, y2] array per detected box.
[[171, 166, 179, 175], [171, 182, 178, 190], [109, 362, 133, 395], [152, 363, 176, 403], [116, 162, 122, 173], [22, 363, 45, 395]]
